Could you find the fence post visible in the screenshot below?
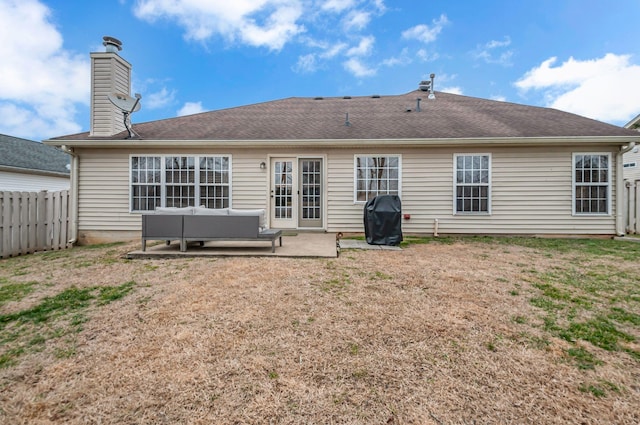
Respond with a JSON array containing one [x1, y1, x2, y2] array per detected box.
[[1, 192, 11, 258], [11, 192, 21, 255], [625, 181, 632, 234], [632, 180, 640, 234], [27, 192, 37, 252], [36, 191, 47, 251], [60, 190, 69, 248]]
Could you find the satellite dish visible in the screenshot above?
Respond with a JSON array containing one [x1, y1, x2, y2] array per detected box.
[[107, 92, 142, 138], [108, 92, 141, 113]]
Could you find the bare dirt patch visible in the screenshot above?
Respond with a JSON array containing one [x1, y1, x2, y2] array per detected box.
[[1, 239, 638, 424]]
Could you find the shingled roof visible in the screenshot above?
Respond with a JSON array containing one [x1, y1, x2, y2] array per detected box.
[[51, 90, 637, 142], [0, 134, 70, 175]]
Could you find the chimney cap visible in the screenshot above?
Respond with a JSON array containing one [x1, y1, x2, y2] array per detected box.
[[103, 36, 122, 52]]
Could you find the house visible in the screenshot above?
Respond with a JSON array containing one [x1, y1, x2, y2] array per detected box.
[[0, 134, 70, 191], [623, 114, 640, 181], [44, 37, 639, 245]]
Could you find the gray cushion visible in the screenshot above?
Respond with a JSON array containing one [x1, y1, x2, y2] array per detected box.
[[228, 208, 266, 228], [193, 207, 229, 215], [155, 206, 195, 215]]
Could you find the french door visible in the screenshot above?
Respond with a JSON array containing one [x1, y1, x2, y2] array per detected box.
[[270, 158, 323, 229]]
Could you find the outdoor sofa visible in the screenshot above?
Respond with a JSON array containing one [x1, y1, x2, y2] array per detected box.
[[141, 207, 282, 252]]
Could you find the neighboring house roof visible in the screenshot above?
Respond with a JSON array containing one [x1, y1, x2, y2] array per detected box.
[[0, 134, 70, 176], [50, 90, 638, 143], [624, 113, 640, 131]]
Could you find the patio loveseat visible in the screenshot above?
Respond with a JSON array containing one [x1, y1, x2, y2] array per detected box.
[[141, 207, 282, 252]]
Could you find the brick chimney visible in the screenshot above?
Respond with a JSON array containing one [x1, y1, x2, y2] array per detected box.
[[89, 36, 132, 137]]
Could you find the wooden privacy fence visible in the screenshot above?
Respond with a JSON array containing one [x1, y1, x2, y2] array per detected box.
[[624, 180, 639, 235], [1, 190, 70, 259]]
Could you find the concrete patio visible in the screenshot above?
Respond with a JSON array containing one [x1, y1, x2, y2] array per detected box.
[[126, 232, 339, 259]]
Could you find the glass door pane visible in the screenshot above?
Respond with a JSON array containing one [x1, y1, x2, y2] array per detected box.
[[299, 159, 322, 227]]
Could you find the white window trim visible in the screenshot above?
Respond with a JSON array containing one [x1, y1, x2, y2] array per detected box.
[[129, 154, 233, 213], [353, 154, 402, 203], [452, 153, 492, 215], [571, 152, 611, 216]]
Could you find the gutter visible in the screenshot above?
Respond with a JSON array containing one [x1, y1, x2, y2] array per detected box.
[[616, 141, 637, 236], [59, 146, 79, 245], [44, 135, 639, 150]]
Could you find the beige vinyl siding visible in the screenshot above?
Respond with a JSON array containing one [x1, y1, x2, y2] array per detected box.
[[229, 150, 268, 209], [325, 150, 359, 230], [76, 149, 271, 238], [325, 145, 618, 235], [77, 151, 132, 232], [74, 144, 620, 243], [90, 53, 131, 137]]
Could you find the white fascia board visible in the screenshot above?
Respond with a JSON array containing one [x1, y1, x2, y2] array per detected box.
[[43, 135, 639, 150]]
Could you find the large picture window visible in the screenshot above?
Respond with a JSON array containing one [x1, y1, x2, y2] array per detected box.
[[454, 154, 490, 214], [355, 155, 400, 202], [131, 155, 231, 212], [573, 153, 610, 215]]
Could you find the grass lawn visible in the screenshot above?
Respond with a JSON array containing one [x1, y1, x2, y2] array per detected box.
[[0, 237, 638, 424]]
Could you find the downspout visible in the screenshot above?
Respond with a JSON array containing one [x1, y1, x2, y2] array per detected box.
[[616, 141, 636, 236], [60, 145, 78, 245]]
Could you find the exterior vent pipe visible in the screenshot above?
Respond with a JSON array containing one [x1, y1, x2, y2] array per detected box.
[[103, 36, 122, 53], [428, 73, 436, 100]]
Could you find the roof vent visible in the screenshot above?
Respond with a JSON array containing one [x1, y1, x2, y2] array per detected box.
[[103, 36, 122, 53], [371, 94, 380, 98], [343, 96, 352, 99], [419, 73, 436, 99], [314, 96, 324, 100]]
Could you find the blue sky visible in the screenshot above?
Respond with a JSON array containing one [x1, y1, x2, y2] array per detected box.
[[1, 0, 639, 141]]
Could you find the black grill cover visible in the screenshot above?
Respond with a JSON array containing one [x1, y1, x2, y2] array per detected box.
[[363, 195, 403, 246]]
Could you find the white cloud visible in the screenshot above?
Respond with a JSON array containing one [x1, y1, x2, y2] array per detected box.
[[473, 36, 513, 66], [134, 0, 305, 51], [0, 0, 88, 140], [515, 53, 640, 123], [322, 0, 357, 13], [442, 86, 463, 95], [177, 101, 205, 116], [293, 53, 318, 73], [344, 10, 371, 31], [321, 42, 348, 58], [416, 48, 439, 62], [145, 87, 176, 109], [491, 95, 507, 102], [346, 35, 375, 57], [402, 14, 449, 44], [343, 58, 376, 77], [382, 47, 412, 67], [372, 0, 386, 13], [486, 38, 511, 49]]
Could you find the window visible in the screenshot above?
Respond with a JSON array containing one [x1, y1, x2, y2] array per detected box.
[[454, 154, 490, 214], [573, 153, 610, 215], [199, 156, 230, 209], [355, 155, 400, 202], [165, 156, 195, 207], [131, 156, 161, 211], [131, 155, 231, 212]]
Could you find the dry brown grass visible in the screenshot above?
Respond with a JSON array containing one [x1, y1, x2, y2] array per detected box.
[[0, 238, 639, 424]]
